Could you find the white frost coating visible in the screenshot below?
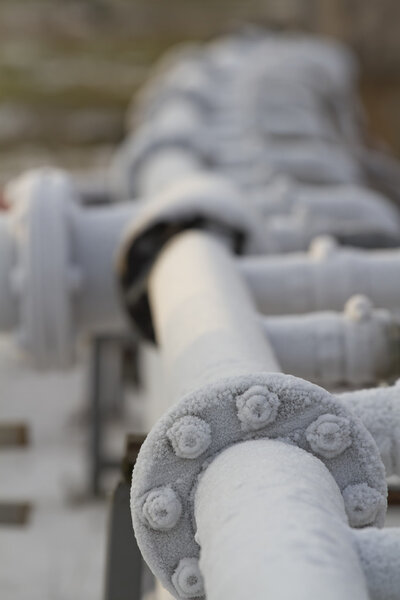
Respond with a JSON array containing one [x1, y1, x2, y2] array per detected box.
[[131, 370, 386, 597], [194, 440, 369, 600], [171, 558, 204, 599], [338, 384, 400, 477], [342, 483, 386, 528], [142, 486, 182, 531], [305, 414, 352, 458], [167, 416, 211, 459], [240, 246, 400, 315], [236, 385, 280, 430], [260, 300, 396, 386], [353, 528, 400, 600], [148, 231, 279, 403]]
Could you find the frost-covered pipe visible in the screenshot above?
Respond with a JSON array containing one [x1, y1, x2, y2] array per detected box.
[[254, 181, 399, 227], [338, 384, 400, 478], [135, 148, 204, 198], [194, 439, 369, 600], [131, 230, 388, 599], [252, 181, 400, 248], [4, 168, 400, 368], [110, 32, 366, 197], [70, 203, 138, 334], [263, 217, 400, 254], [110, 97, 208, 199], [148, 230, 279, 404], [261, 295, 400, 386], [0, 166, 275, 367], [240, 239, 400, 315], [132, 357, 386, 599], [353, 528, 400, 600], [215, 139, 362, 186]]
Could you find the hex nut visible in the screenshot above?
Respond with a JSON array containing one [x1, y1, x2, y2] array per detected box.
[[343, 483, 386, 527], [142, 486, 182, 531], [236, 385, 280, 431], [306, 414, 352, 459], [172, 557, 204, 598], [167, 416, 211, 459]]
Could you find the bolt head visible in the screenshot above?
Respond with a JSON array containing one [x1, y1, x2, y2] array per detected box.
[[172, 558, 204, 598], [142, 486, 182, 531], [344, 295, 373, 322], [167, 416, 211, 459], [306, 414, 352, 459], [343, 483, 386, 527], [236, 385, 280, 431]]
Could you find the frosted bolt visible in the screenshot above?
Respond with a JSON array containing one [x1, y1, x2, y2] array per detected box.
[[342, 483, 386, 527], [142, 486, 182, 531], [172, 558, 204, 599], [345, 295, 373, 323], [306, 414, 352, 459], [309, 235, 338, 260], [236, 385, 280, 431], [167, 416, 211, 459]]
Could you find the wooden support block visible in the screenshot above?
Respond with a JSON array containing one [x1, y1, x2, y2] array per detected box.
[[388, 487, 400, 505], [121, 433, 146, 484], [0, 423, 29, 447], [0, 502, 31, 526]]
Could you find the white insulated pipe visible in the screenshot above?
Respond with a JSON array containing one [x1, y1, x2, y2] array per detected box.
[[240, 240, 400, 315], [216, 139, 362, 186], [194, 439, 369, 600], [338, 384, 400, 478], [261, 296, 399, 386], [70, 202, 139, 334], [148, 230, 279, 405], [135, 148, 203, 198], [353, 528, 400, 600], [3, 169, 400, 368], [254, 182, 400, 229]]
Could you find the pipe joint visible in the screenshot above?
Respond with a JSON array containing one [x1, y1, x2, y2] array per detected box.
[[117, 174, 270, 341], [130, 372, 386, 599]]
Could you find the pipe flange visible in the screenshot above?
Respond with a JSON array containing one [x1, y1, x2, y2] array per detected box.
[[131, 373, 386, 599], [6, 169, 79, 367], [117, 174, 271, 341]]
